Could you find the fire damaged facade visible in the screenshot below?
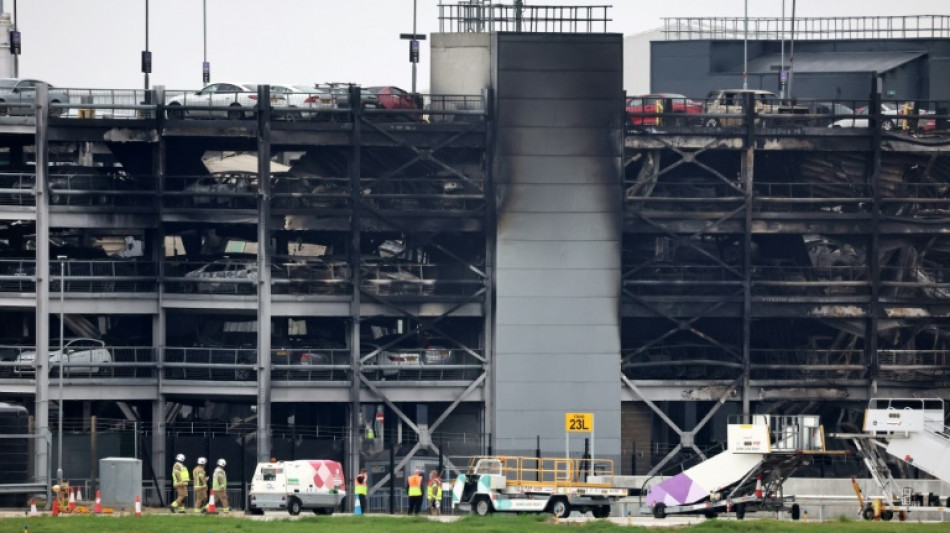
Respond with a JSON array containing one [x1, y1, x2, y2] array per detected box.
[[1, 7, 950, 502]]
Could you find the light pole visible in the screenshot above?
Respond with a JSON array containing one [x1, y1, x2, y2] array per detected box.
[[202, 0, 210, 84], [142, 0, 151, 91], [12, 0, 18, 78], [56, 254, 66, 484], [399, 0, 425, 95], [742, 0, 748, 90]]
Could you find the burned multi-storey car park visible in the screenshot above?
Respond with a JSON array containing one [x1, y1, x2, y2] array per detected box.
[[2, 4, 950, 511]]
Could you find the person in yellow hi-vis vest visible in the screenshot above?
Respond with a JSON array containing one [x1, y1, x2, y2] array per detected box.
[[406, 469, 423, 515], [170, 453, 190, 513], [427, 469, 442, 516], [355, 469, 369, 514], [193, 457, 208, 513], [210, 458, 230, 513]]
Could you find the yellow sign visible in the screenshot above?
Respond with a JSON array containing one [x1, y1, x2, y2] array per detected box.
[[565, 413, 593, 433]]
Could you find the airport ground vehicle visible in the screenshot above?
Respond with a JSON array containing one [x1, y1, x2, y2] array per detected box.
[[247, 459, 345, 516], [642, 413, 844, 519], [452, 455, 627, 518], [835, 398, 950, 521]]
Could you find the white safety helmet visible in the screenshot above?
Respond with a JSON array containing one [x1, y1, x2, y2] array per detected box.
[[175, 453, 185, 462], [197, 457, 207, 465], [217, 458, 227, 468]]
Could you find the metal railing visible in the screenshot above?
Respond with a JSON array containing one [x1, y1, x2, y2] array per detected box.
[[163, 175, 257, 209], [163, 347, 257, 382], [626, 97, 950, 133], [163, 87, 487, 124], [438, 2, 610, 33], [0, 345, 484, 383], [0, 259, 156, 293], [0, 172, 35, 206], [360, 175, 485, 212], [56, 89, 153, 120], [0, 346, 157, 379], [662, 15, 950, 41], [272, 175, 350, 211]]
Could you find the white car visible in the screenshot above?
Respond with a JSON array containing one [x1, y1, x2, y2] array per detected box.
[[184, 259, 261, 293], [166, 82, 286, 120], [829, 104, 898, 130], [14, 338, 112, 376]]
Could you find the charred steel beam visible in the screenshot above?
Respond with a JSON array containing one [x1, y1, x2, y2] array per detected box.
[[867, 75, 883, 388]]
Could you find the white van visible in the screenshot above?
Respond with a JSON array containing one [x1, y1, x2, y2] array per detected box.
[[247, 460, 346, 515]]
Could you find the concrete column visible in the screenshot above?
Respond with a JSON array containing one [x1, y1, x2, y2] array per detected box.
[[151, 399, 166, 505], [347, 84, 363, 512], [34, 83, 51, 488], [741, 148, 754, 416], [256, 84, 273, 463], [151, 91, 167, 505]]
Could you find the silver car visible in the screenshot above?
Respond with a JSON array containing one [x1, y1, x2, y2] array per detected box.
[[14, 338, 112, 376], [0, 78, 69, 117], [166, 82, 285, 120]]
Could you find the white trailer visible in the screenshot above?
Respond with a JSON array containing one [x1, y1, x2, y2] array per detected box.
[[835, 398, 950, 521], [642, 414, 847, 519], [451, 456, 628, 518]]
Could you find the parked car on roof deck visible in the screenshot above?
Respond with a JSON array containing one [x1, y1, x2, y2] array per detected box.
[[703, 89, 806, 127], [829, 104, 898, 130], [626, 93, 702, 126], [166, 82, 286, 120], [0, 78, 69, 117], [364, 86, 422, 120], [809, 102, 855, 127]]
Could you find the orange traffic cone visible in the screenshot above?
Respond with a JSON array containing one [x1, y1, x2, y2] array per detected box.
[[93, 490, 102, 514], [206, 492, 216, 514], [51, 493, 60, 517], [29, 497, 38, 516], [134, 495, 142, 517], [68, 487, 76, 511], [77, 487, 83, 502], [754, 475, 763, 498]]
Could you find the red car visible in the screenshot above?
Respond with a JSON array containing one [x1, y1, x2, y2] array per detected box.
[[364, 86, 423, 120], [626, 93, 702, 126]]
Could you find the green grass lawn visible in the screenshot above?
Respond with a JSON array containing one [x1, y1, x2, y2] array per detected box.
[[1, 515, 949, 533]]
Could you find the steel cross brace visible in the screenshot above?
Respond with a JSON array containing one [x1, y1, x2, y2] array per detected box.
[[361, 373, 486, 493], [628, 207, 748, 279], [359, 115, 485, 192], [622, 288, 746, 365], [358, 286, 489, 364], [355, 203, 488, 279], [622, 374, 740, 475], [646, 135, 745, 194]]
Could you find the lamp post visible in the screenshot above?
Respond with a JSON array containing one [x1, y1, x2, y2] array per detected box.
[[742, 0, 748, 90], [142, 0, 151, 91], [202, 0, 210, 84], [400, 0, 425, 95], [12, 0, 18, 78], [56, 254, 66, 483]]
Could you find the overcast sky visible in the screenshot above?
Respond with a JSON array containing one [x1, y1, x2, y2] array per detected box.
[[11, 0, 949, 91]]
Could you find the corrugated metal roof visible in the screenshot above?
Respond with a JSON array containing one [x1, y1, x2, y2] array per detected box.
[[743, 50, 926, 74]]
